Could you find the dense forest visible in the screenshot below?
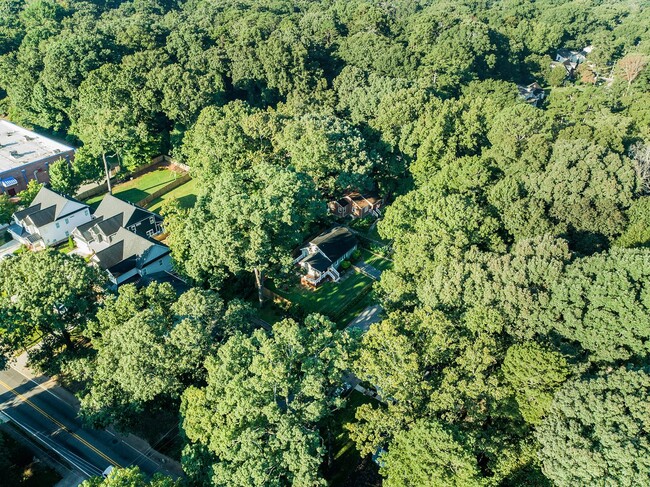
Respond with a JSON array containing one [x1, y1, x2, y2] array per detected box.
[[1, 0, 650, 485]]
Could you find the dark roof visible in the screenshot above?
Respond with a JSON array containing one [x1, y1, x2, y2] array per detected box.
[[309, 227, 357, 265], [95, 194, 161, 228], [302, 251, 333, 273], [95, 214, 123, 238], [93, 227, 168, 277], [14, 187, 88, 227]]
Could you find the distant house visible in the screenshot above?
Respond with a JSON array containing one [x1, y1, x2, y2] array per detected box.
[[8, 186, 91, 249], [73, 194, 164, 255], [517, 82, 546, 107], [294, 227, 357, 286], [87, 227, 173, 288], [552, 45, 593, 76], [328, 192, 383, 219], [0, 120, 75, 196]]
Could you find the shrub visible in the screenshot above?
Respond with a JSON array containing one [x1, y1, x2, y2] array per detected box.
[[351, 249, 361, 261], [341, 260, 351, 269]]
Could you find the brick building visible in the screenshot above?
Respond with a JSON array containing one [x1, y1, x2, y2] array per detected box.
[[0, 120, 75, 196]]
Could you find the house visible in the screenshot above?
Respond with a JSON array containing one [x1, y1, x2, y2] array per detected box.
[[517, 82, 546, 107], [88, 227, 173, 288], [73, 194, 164, 255], [294, 226, 357, 286], [552, 45, 593, 77], [328, 192, 383, 219], [8, 186, 91, 249], [0, 120, 75, 196]]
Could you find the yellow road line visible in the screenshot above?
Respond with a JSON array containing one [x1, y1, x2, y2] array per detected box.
[[0, 378, 122, 468]]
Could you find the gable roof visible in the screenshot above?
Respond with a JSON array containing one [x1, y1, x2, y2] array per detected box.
[[14, 187, 88, 227], [94, 194, 161, 228], [93, 227, 169, 277], [308, 227, 357, 269]]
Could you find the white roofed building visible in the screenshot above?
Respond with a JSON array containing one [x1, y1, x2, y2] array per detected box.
[[0, 120, 75, 196]]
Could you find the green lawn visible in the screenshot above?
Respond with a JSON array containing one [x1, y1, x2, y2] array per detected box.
[[147, 178, 199, 213], [268, 270, 374, 325], [86, 168, 180, 208], [361, 249, 393, 273]]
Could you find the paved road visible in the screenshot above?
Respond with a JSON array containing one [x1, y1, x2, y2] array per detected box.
[[347, 304, 384, 333], [0, 364, 173, 480]]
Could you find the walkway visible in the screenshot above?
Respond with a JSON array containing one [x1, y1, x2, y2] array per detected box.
[[352, 261, 382, 281]]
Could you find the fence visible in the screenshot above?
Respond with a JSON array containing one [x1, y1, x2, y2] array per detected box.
[[262, 287, 292, 306], [137, 173, 192, 208], [75, 154, 189, 201]]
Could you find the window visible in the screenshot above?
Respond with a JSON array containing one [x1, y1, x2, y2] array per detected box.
[[84, 209, 89, 216], [65, 218, 69, 224], [159, 260, 163, 266], [65, 231, 69, 237], [129, 226, 136, 232], [55, 222, 60, 228], [149, 216, 155, 224], [146, 229, 154, 237]]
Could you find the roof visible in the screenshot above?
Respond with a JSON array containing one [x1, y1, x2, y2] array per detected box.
[[93, 227, 168, 277], [0, 120, 74, 174], [94, 194, 161, 228], [14, 187, 87, 228], [348, 192, 381, 208], [308, 227, 357, 269]]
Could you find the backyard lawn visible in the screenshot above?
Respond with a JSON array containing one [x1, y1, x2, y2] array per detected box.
[[267, 269, 374, 325], [147, 178, 199, 213], [360, 249, 393, 272], [86, 167, 181, 209]]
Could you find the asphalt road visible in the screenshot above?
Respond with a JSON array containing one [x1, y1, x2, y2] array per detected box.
[[0, 365, 167, 480]]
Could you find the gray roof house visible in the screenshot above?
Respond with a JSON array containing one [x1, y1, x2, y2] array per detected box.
[[294, 227, 357, 286], [517, 82, 546, 107], [73, 194, 164, 254], [88, 227, 173, 288], [8, 186, 91, 249]]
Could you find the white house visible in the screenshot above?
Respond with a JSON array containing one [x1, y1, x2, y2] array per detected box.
[[8, 186, 91, 249], [294, 226, 357, 286], [73, 194, 164, 255], [88, 227, 173, 289]]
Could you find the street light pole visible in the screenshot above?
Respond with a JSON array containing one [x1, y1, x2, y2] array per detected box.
[[102, 152, 112, 194]]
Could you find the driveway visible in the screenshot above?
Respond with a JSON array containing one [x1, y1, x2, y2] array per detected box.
[[347, 304, 384, 333], [353, 261, 382, 280], [0, 239, 20, 258]]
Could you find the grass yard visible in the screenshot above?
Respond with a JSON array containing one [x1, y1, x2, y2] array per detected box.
[[361, 249, 393, 273], [147, 177, 199, 213], [268, 270, 374, 326], [86, 167, 181, 209]]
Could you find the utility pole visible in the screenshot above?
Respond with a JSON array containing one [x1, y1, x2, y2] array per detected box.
[[102, 152, 112, 194]]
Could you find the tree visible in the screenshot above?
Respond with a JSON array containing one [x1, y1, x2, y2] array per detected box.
[[181, 315, 351, 487], [0, 249, 105, 363], [48, 157, 79, 196], [80, 466, 180, 486], [169, 162, 324, 303], [630, 140, 650, 195], [502, 343, 569, 424], [0, 193, 15, 224], [615, 197, 650, 248], [617, 53, 649, 89], [381, 420, 482, 487], [537, 367, 650, 487], [76, 283, 250, 428], [17, 179, 42, 206], [545, 248, 650, 363]]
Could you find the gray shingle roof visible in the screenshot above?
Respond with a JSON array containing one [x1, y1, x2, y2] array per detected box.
[[93, 227, 168, 277], [94, 194, 160, 228], [309, 227, 357, 266], [14, 187, 88, 228]]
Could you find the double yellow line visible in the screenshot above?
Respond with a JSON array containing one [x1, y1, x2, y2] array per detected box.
[[0, 378, 122, 468]]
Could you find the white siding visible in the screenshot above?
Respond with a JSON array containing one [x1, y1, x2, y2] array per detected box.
[[38, 208, 91, 246]]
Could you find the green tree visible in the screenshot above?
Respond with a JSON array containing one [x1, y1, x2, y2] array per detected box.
[[0, 249, 105, 361], [169, 162, 324, 303], [381, 420, 482, 487], [0, 193, 15, 223], [537, 367, 650, 487], [181, 315, 351, 487], [17, 179, 43, 206], [80, 466, 180, 486], [502, 343, 570, 424], [615, 197, 650, 247], [545, 248, 650, 363], [48, 158, 79, 196]]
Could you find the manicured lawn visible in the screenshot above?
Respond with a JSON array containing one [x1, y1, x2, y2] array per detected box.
[[147, 178, 198, 213], [86, 168, 180, 208], [361, 249, 393, 273], [268, 270, 374, 323]]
